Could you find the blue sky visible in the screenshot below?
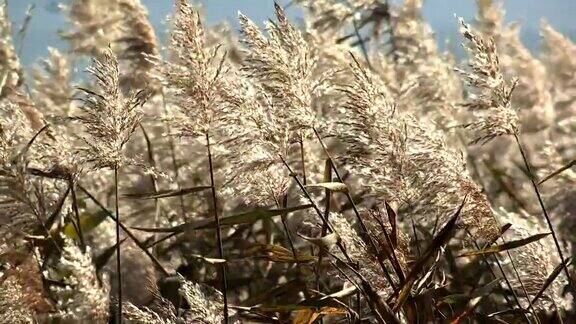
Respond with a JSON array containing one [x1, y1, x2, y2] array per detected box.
[[6, 0, 575, 66]]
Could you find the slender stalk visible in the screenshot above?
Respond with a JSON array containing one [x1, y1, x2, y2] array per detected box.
[[69, 178, 86, 252], [298, 134, 307, 185], [114, 166, 122, 323], [206, 133, 229, 323], [140, 124, 161, 256], [161, 90, 187, 218], [514, 133, 574, 292]]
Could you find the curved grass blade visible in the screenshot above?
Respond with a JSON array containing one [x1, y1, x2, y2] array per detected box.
[[457, 232, 551, 258], [61, 210, 109, 240], [530, 257, 572, 306], [95, 237, 127, 272], [306, 182, 348, 193], [123, 186, 211, 199], [246, 243, 316, 264], [441, 278, 502, 305], [132, 204, 313, 233], [538, 159, 576, 185]]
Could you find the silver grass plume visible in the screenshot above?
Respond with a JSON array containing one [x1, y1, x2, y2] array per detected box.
[[456, 18, 519, 144], [0, 101, 44, 241], [63, 0, 159, 89], [122, 303, 175, 324], [391, 0, 463, 128], [540, 22, 576, 119], [0, 1, 21, 97], [330, 211, 409, 294], [179, 278, 226, 323], [296, 0, 391, 40], [339, 59, 499, 239], [160, 0, 228, 137], [475, 0, 504, 40], [238, 3, 323, 136], [221, 77, 292, 205], [0, 252, 54, 322], [500, 24, 554, 132], [222, 3, 324, 204], [31, 48, 74, 119], [76, 47, 146, 169]]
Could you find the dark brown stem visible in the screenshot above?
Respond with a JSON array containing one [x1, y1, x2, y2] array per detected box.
[[114, 166, 122, 323], [514, 133, 574, 292], [206, 133, 229, 323]]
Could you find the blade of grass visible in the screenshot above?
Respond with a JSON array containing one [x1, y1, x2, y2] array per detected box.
[[457, 232, 551, 258], [531, 257, 573, 306], [538, 159, 576, 185], [123, 186, 212, 199]]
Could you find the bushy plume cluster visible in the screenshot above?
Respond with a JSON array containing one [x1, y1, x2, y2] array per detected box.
[[297, 0, 391, 40], [339, 60, 499, 239], [76, 47, 146, 169], [63, 0, 159, 89], [0, 101, 42, 241], [31, 48, 74, 119], [158, 0, 228, 138], [500, 25, 554, 132], [1, 0, 576, 322], [540, 22, 576, 117], [389, 0, 463, 128], [238, 3, 322, 134], [457, 18, 519, 144]]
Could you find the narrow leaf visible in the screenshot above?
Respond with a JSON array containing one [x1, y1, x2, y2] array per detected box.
[[299, 286, 357, 307], [62, 210, 108, 240], [123, 186, 211, 199], [441, 278, 502, 305], [385, 202, 397, 247], [306, 182, 348, 192], [531, 257, 573, 306], [458, 232, 551, 258], [132, 204, 314, 233], [538, 159, 576, 185], [323, 159, 332, 183], [189, 254, 226, 265], [95, 238, 127, 272]]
